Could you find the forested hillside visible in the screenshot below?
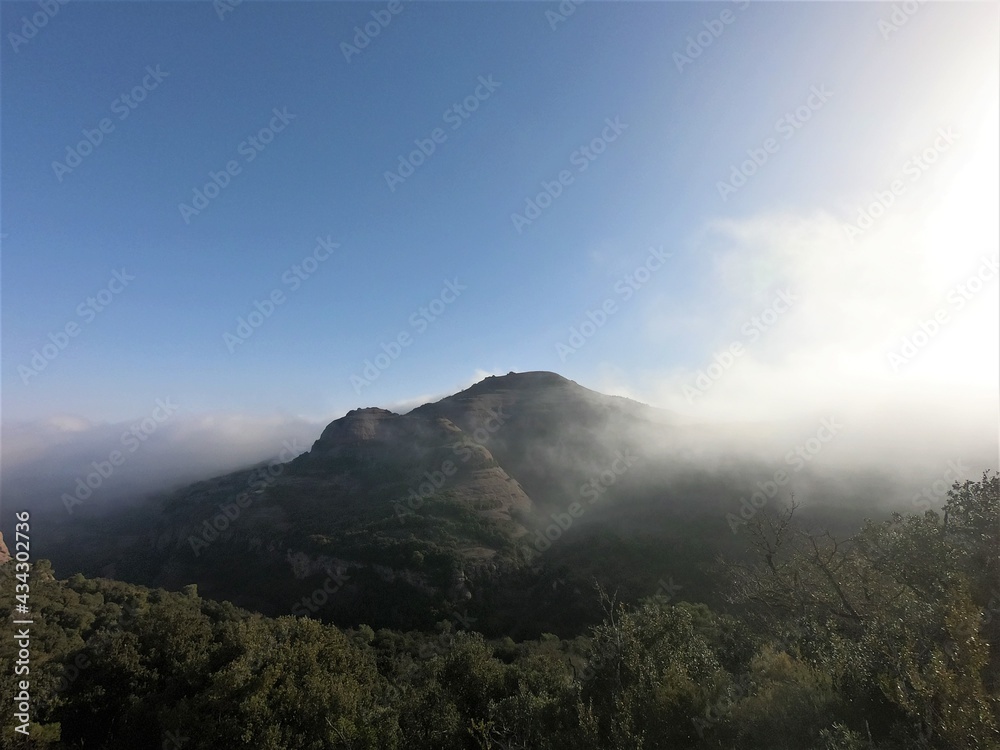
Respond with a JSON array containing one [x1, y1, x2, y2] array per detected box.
[[2, 473, 996, 749]]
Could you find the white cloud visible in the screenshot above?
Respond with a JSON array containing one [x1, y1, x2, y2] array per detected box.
[[607, 99, 998, 476], [1, 412, 324, 515]]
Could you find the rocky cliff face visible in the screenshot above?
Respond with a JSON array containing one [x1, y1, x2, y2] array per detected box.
[[313, 407, 403, 454], [299, 401, 533, 530], [0, 532, 10, 565]]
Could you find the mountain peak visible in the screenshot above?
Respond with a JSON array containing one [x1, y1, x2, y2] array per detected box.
[[315, 406, 400, 449], [344, 407, 397, 417], [472, 370, 575, 389]]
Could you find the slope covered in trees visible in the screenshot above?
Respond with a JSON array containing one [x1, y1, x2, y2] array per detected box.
[[1, 473, 997, 749]]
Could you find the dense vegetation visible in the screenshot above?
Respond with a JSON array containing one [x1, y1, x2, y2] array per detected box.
[[2, 473, 997, 749]]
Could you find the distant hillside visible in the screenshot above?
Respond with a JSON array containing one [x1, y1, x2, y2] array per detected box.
[[39, 371, 902, 636]]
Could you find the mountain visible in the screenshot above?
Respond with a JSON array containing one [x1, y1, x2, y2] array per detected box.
[[37, 371, 886, 637]]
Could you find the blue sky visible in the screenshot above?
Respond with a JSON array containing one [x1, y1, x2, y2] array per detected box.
[[2, 0, 997, 458]]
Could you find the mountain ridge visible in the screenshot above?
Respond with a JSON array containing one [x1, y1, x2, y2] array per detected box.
[[36, 370, 890, 636]]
